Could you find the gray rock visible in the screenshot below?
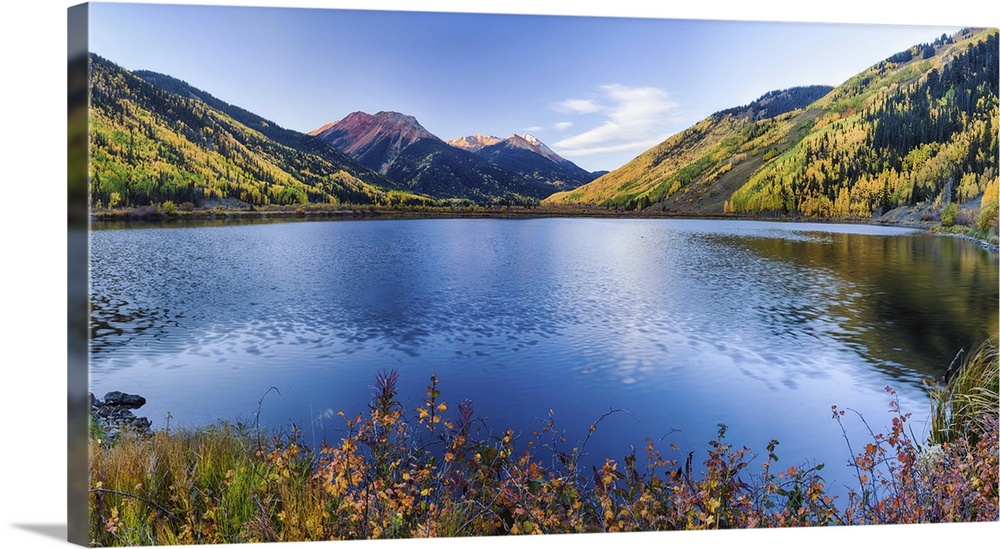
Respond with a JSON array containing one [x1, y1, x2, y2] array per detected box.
[[129, 417, 152, 432], [103, 391, 146, 409], [91, 390, 153, 441]]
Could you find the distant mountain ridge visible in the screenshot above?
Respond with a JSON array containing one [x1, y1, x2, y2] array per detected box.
[[310, 112, 597, 201], [473, 133, 596, 190], [494, 134, 569, 164], [446, 132, 598, 190]]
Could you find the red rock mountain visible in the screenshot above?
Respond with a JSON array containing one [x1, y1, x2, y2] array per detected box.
[[309, 111, 440, 173]]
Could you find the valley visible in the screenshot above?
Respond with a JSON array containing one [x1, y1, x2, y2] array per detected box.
[[88, 28, 997, 246]]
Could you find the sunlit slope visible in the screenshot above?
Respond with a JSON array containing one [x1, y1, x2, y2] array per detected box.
[[730, 28, 997, 217], [546, 28, 998, 219], [89, 55, 422, 208], [543, 86, 833, 211]]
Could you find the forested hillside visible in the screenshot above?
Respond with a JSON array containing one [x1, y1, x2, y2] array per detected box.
[[88, 55, 425, 209], [543, 86, 834, 210], [729, 29, 998, 218]]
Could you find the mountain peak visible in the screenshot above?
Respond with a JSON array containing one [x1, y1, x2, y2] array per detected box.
[[309, 110, 440, 173], [501, 134, 566, 165], [516, 133, 542, 146], [450, 133, 560, 161], [316, 114, 596, 197], [371, 110, 422, 127], [447, 134, 503, 152], [333, 111, 435, 138]]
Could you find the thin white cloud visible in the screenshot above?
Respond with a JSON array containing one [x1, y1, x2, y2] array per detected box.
[[555, 98, 603, 114], [523, 125, 544, 132], [553, 138, 672, 158], [552, 84, 680, 157], [554, 121, 573, 131]]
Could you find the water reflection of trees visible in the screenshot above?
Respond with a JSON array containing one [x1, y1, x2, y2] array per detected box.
[[89, 295, 181, 355], [727, 232, 997, 383]]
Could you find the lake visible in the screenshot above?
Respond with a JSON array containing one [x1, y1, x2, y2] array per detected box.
[[89, 217, 998, 494]]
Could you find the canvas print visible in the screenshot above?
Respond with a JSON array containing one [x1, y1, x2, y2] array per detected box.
[[68, 2, 999, 546]]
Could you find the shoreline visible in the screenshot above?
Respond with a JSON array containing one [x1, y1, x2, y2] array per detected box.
[[87, 204, 998, 253], [930, 226, 1000, 253], [87, 203, 920, 226]]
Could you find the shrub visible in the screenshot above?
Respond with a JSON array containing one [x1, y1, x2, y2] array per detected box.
[[977, 199, 998, 233], [956, 206, 978, 227], [940, 202, 959, 226], [833, 387, 998, 524]]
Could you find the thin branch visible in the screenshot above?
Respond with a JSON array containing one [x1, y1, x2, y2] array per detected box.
[[657, 427, 683, 443], [254, 386, 280, 451], [575, 407, 633, 468]]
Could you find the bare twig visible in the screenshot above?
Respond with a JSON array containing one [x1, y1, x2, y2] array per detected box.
[[575, 407, 633, 469], [254, 386, 280, 451], [657, 427, 682, 443], [833, 408, 864, 493]]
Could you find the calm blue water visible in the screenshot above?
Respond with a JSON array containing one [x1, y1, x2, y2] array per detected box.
[[89, 217, 998, 493]]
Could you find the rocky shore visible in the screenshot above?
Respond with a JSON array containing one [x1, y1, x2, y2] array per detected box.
[[942, 230, 1000, 253], [90, 391, 152, 440]]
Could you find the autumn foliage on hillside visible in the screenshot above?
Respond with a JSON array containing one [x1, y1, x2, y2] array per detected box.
[[730, 30, 998, 220]]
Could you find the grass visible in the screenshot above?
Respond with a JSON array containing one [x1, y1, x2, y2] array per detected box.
[[89, 348, 999, 545], [927, 339, 999, 445]]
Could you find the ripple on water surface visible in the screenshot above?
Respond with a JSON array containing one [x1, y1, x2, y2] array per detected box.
[[89, 218, 997, 489]]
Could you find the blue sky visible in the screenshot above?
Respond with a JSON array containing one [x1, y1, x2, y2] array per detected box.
[[90, 2, 963, 172]]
